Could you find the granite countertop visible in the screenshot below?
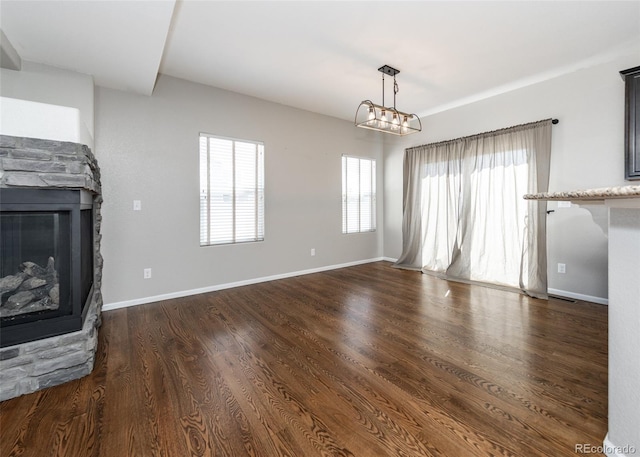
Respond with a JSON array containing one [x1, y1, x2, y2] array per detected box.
[[524, 185, 640, 201]]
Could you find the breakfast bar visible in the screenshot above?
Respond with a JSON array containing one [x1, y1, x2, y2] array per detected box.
[[525, 186, 640, 455]]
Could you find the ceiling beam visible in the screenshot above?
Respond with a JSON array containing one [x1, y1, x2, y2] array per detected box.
[[0, 29, 22, 71]]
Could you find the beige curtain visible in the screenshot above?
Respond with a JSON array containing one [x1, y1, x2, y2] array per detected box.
[[394, 119, 552, 298]]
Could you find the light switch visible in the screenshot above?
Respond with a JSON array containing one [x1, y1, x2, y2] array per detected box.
[[133, 200, 142, 211]]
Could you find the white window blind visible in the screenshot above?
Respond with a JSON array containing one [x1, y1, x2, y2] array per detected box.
[[200, 134, 264, 246], [342, 156, 376, 234]]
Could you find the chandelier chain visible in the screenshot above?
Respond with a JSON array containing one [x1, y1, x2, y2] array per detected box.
[[393, 76, 398, 109]]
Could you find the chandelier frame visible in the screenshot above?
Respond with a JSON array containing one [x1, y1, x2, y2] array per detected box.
[[355, 65, 422, 136]]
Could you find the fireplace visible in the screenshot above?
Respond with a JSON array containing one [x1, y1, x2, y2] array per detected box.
[[1, 188, 94, 347], [0, 134, 103, 401]]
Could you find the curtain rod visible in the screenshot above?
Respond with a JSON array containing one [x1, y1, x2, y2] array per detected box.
[[407, 118, 557, 153]]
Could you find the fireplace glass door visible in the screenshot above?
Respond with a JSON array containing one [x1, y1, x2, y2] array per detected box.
[[0, 188, 94, 347]]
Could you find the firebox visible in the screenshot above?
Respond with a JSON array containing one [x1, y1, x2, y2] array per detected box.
[[0, 188, 94, 347]]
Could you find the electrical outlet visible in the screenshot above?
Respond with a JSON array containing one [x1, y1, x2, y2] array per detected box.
[[557, 201, 571, 208], [143, 268, 152, 279], [557, 263, 566, 274], [310, 248, 316, 256], [133, 200, 142, 211]]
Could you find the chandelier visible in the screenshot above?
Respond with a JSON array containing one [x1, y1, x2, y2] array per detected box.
[[355, 65, 422, 136]]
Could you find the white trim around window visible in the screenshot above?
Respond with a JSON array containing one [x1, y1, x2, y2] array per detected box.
[[342, 155, 376, 234], [199, 133, 265, 246]]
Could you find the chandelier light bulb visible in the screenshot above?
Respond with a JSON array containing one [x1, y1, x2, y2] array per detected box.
[[380, 109, 387, 123], [401, 116, 409, 133], [368, 107, 375, 121]]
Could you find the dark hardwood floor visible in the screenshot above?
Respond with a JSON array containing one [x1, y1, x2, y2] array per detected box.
[[0, 262, 608, 457]]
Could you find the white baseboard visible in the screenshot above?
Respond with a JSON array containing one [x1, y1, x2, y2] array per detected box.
[[547, 288, 608, 305], [103, 257, 388, 312], [372, 264, 608, 305], [104, 262, 607, 311], [602, 433, 638, 457]]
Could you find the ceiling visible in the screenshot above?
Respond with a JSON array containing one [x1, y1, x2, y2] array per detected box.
[[1, 1, 638, 122]]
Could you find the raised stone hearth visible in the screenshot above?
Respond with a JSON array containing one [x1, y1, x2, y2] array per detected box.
[[0, 134, 103, 401]]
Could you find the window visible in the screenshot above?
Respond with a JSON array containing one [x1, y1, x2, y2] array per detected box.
[[199, 134, 264, 246], [342, 155, 376, 234], [393, 119, 552, 297]]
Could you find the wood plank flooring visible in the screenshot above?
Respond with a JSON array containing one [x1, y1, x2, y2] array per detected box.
[[0, 262, 608, 456]]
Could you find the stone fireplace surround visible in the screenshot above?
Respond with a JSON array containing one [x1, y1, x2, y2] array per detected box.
[[0, 134, 103, 401]]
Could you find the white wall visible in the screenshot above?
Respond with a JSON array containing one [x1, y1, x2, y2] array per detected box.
[[607, 205, 640, 456], [0, 96, 93, 147], [0, 61, 94, 140], [384, 50, 639, 302], [96, 74, 383, 306]]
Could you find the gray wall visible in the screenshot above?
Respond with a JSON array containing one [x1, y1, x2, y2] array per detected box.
[[96, 74, 383, 306], [3, 53, 635, 304], [383, 51, 639, 302]]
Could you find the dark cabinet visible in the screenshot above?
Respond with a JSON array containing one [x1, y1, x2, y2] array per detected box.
[[621, 66, 640, 180]]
